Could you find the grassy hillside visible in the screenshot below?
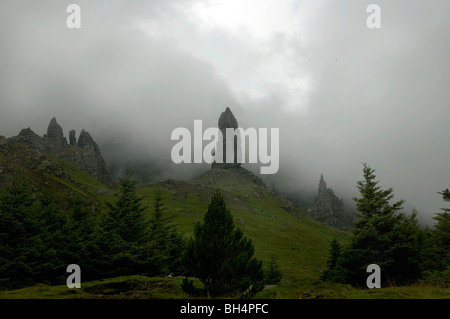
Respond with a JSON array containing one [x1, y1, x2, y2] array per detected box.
[[0, 141, 116, 209], [140, 167, 349, 285], [0, 145, 448, 299]]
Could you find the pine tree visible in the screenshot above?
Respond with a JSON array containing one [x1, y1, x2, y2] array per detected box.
[[321, 238, 342, 281], [99, 169, 161, 277], [0, 175, 41, 289], [104, 169, 149, 244], [326, 164, 422, 286], [432, 210, 450, 271], [65, 198, 104, 282], [34, 194, 71, 285], [150, 188, 185, 275], [424, 189, 450, 283], [182, 191, 264, 298], [264, 255, 283, 285]]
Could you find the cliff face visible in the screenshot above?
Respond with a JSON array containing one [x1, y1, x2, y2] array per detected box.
[[307, 174, 354, 231], [6, 118, 111, 185]]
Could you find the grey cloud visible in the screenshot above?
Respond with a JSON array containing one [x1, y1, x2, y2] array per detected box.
[[0, 1, 449, 225]]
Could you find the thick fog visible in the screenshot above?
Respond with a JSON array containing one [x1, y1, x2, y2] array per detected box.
[[1, 1, 449, 225]]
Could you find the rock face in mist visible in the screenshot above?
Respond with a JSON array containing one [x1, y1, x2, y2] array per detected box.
[[71, 129, 110, 184], [7, 118, 111, 185], [44, 117, 67, 150], [307, 174, 354, 230], [69, 129, 76, 146], [212, 107, 241, 170], [8, 127, 49, 153]]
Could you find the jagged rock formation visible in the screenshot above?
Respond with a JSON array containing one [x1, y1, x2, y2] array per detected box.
[[6, 118, 111, 185], [307, 174, 354, 231], [69, 129, 76, 146], [212, 107, 241, 170], [8, 127, 49, 153], [70, 129, 110, 184], [44, 117, 67, 150]]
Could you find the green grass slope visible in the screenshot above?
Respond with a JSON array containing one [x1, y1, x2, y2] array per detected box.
[[2, 145, 447, 299], [141, 168, 349, 287]]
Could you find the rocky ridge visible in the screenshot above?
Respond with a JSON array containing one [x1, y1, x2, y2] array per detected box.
[[4, 117, 111, 185]]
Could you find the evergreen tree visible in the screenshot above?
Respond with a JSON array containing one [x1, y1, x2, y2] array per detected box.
[[432, 210, 450, 272], [104, 169, 149, 244], [264, 255, 283, 285], [65, 198, 104, 282], [321, 238, 342, 281], [0, 175, 42, 289], [325, 164, 422, 286], [182, 191, 264, 298], [386, 210, 422, 284], [422, 189, 450, 284], [99, 169, 161, 277], [34, 194, 71, 285], [150, 188, 185, 274]]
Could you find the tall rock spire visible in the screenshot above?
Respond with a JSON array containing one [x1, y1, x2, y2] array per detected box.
[[44, 117, 67, 150], [218, 107, 238, 131], [47, 117, 64, 139], [69, 129, 76, 146], [212, 107, 241, 170], [319, 173, 327, 193]]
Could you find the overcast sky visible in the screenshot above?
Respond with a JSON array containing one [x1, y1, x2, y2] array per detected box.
[[1, 1, 449, 225]]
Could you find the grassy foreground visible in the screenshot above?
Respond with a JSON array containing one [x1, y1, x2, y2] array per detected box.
[[0, 275, 448, 299]]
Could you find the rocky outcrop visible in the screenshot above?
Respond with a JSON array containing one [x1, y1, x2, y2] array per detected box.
[[6, 118, 111, 185], [8, 127, 49, 153], [44, 117, 68, 151], [307, 174, 354, 230], [69, 129, 76, 146], [70, 129, 110, 184], [212, 107, 241, 170]]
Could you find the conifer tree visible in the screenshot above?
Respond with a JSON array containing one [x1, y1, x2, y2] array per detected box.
[[427, 189, 450, 277], [65, 198, 104, 281], [150, 188, 185, 274], [182, 191, 264, 298], [100, 169, 161, 277], [325, 164, 422, 286], [104, 169, 149, 244], [0, 175, 41, 289], [321, 238, 342, 281], [432, 209, 450, 272], [34, 194, 71, 284], [265, 255, 283, 285]]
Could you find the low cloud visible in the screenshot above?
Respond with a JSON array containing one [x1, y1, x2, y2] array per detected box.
[[1, 1, 449, 225]]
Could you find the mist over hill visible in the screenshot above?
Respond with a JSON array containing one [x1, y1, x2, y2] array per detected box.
[[1, 1, 450, 227]]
